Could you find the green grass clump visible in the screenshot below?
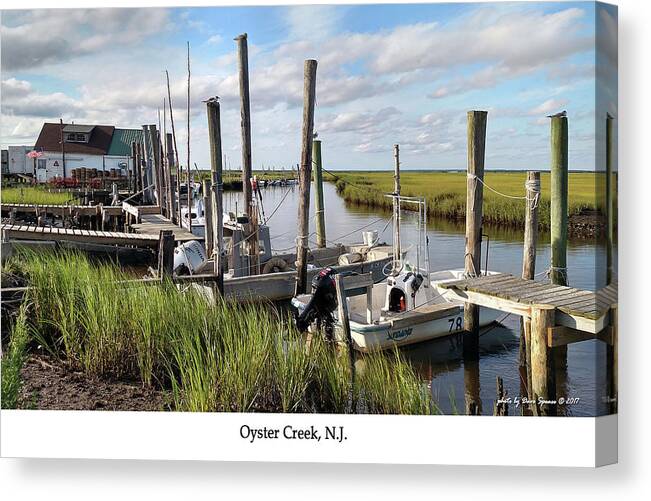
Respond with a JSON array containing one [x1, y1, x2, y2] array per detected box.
[[1, 305, 31, 409], [1, 186, 74, 205], [7, 249, 440, 414], [326, 171, 600, 230], [359, 348, 439, 415]]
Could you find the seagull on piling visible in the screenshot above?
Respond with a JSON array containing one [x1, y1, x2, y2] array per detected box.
[[547, 110, 567, 118]]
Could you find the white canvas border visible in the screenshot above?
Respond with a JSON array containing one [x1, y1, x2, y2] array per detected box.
[[0, 410, 617, 467]]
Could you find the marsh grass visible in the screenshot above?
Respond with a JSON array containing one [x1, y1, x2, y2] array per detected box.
[[326, 171, 601, 230], [1, 186, 74, 205], [1, 305, 30, 409], [7, 250, 440, 414]]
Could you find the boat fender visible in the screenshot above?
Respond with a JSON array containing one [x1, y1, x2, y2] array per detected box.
[[262, 257, 289, 274]]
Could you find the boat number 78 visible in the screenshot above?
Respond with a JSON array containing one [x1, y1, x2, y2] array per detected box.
[[448, 316, 463, 332]]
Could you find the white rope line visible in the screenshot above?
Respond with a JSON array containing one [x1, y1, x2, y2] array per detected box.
[[467, 173, 541, 210]]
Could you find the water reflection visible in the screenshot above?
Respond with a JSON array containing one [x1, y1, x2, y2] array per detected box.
[[225, 182, 614, 416]]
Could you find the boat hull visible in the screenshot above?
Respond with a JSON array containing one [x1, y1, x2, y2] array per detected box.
[[341, 307, 503, 352]]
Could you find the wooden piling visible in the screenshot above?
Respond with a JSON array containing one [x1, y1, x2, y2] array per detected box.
[[393, 144, 401, 274], [202, 179, 214, 257], [463, 110, 487, 361], [520, 171, 540, 400], [235, 33, 253, 215], [550, 114, 569, 391], [295, 59, 318, 295], [334, 273, 356, 413], [130, 141, 137, 195], [522, 171, 540, 281], [607, 303, 618, 413], [206, 97, 225, 295], [606, 113, 615, 285], [530, 305, 556, 416], [157, 229, 175, 278], [463, 359, 482, 415], [550, 115, 569, 286], [313, 139, 326, 248], [165, 69, 183, 227]]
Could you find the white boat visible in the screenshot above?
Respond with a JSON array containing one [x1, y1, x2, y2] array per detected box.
[[292, 268, 503, 352], [291, 192, 503, 352]]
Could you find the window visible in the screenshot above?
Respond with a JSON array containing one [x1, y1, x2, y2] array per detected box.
[[65, 133, 88, 143], [37, 159, 46, 169]]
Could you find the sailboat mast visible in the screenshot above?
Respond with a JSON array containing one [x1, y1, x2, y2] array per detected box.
[[393, 144, 401, 275], [186, 41, 192, 230]]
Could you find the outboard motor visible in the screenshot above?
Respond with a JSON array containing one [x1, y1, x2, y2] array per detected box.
[[173, 240, 208, 275], [294, 267, 339, 339]]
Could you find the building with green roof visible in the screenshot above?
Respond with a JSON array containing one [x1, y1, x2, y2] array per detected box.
[[107, 128, 143, 156]]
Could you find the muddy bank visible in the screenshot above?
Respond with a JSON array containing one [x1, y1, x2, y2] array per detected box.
[[18, 355, 170, 411], [568, 210, 607, 239]]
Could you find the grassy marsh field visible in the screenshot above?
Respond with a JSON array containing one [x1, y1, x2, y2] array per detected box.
[[325, 170, 601, 230], [1, 250, 437, 414], [1, 186, 75, 205]]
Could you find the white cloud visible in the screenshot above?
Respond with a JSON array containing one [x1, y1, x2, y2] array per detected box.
[[1, 9, 171, 71], [206, 34, 223, 45], [528, 98, 569, 116]]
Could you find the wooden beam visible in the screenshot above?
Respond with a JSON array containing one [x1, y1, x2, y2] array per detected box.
[[547, 325, 613, 347]]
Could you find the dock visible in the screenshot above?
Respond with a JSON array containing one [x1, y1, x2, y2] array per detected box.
[[1, 223, 161, 248], [1, 203, 123, 218], [130, 213, 199, 243], [438, 273, 617, 335]]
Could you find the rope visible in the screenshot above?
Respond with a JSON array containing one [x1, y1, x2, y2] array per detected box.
[[467, 173, 541, 210]]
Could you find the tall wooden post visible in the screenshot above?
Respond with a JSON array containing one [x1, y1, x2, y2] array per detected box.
[[165, 69, 182, 227], [464, 110, 487, 361], [313, 139, 326, 248], [130, 141, 137, 195], [206, 97, 224, 295], [520, 171, 540, 402], [334, 274, 356, 413], [522, 171, 540, 281], [550, 114, 569, 393], [606, 113, 614, 285], [550, 114, 568, 286], [202, 178, 214, 257], [530, 305, 556, 416], [166, 133, 177, 224], [59, 118, 66, 178], [235, 33, 253, 215], [295, 59, 318, 295], [393, 144, 401, 274]]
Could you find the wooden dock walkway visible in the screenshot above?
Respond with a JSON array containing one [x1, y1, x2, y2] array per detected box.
[[130, 213, 199, 243], [437, 273, 617, 335], [1, 224, 161, 248]]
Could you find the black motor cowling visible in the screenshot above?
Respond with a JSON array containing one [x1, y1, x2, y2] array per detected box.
[[294, 267, 339, 337]]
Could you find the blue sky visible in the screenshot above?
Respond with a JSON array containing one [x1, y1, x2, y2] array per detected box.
[[1, 1, 617, 171]]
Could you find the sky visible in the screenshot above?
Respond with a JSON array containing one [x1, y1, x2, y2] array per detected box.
[[0, 1, 617, 171]]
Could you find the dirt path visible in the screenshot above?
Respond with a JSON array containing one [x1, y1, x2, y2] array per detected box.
[[18, 355, 170, 411]]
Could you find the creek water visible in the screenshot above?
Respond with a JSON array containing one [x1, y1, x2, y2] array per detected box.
[[224, 182, 616, 416]]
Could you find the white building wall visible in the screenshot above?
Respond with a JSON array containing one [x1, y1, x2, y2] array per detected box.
[[8, 146, 30, 174], [38, 152, 104, 182], [103, 155, 132, 174]]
